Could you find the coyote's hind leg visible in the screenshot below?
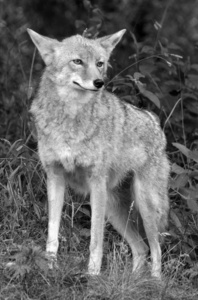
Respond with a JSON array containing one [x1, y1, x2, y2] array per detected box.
[[106, 190, 149, 273], [133, 174, 168, 278]]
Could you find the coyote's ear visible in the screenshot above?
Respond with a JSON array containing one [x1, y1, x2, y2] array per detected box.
[[27, 29, 58, 65], [98, 29, 126, 55]]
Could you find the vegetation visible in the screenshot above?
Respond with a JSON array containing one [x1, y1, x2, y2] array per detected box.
[[0, 0, 198, 299]]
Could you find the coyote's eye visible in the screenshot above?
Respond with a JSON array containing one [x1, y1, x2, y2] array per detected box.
[[73, 59, 83, 65], [96, 61, 104, 68]]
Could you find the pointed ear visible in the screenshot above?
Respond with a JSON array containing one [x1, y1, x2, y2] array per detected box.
[[27, 28, 58, 65], [98, 29, 126, 55]]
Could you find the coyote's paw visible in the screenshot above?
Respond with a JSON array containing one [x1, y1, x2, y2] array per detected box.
[[87, 264, 101, 276], [45, 252, 58, 269], [132, 254, 147, 273]]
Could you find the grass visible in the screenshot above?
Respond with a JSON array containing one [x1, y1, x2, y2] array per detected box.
[[0, 147, 198, 299], [0, 235, 198, 299]]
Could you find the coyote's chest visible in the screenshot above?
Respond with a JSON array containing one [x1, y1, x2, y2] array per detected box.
[[38, 125, 102, 172], [35, 97, 113, 172]]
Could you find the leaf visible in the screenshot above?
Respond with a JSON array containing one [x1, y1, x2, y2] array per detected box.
[[112, 86, 118, 92], [136, 81, 160, 108], [180, 187, 198, 198], [186, 198, 198, 213], [170, 174, 189, 189], [172, 143, 198, 162], [185, 101, 198, 114], [179, 187, 198, 212], [171, 163, 187, 175], [170, 210, 184, 234], [133, 72, 145, 80], [142, 90, 161, 108], [182, 93, 198, 102], [141, 45, 155, 54], [172, 143, 189, 157], [168, 43, 183, 51], [78, 207, 90, 217], [189, 150, 198, 163], [126, 74, 134, 81]]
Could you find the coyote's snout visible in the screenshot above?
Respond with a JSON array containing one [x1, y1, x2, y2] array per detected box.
[[28, 28, 170, 279], [93, 79, 104, 89], [71, 57, 105, 91]]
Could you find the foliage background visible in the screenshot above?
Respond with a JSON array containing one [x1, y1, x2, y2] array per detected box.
[[0, 0, 198, 299]]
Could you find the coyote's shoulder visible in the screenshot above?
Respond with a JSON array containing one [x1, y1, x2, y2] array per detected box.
[[28, 28, 170, 278]]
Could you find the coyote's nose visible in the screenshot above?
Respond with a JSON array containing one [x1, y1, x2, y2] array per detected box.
[[93, 79, 104, 89]]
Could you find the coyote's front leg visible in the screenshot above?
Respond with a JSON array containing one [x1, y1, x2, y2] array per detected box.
[[46, 165, 65, 260], [88, 178, 107, 275]]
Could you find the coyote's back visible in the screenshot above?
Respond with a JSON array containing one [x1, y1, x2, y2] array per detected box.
[[28, 28, 170, 279]]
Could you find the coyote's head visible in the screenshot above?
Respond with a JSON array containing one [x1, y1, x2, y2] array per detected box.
[[27, 28, 126, 92]]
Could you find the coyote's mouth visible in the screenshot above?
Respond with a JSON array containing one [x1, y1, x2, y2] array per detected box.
[[73, 81, 98, 92]]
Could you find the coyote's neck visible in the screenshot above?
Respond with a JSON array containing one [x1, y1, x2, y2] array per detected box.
[[39, 75, 103, 117], [32, 78, 106, 141], [56, 86, 99, 118]]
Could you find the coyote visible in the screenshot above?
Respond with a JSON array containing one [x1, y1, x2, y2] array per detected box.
[[27, 28, 170, 278]]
